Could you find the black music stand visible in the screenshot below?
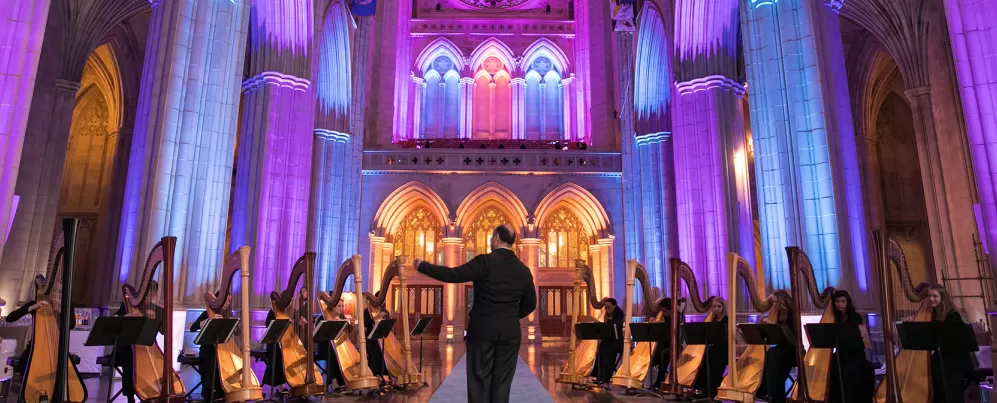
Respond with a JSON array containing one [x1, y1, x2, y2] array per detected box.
[[411, 317, 434, 387], [313, 320, 348, 395], [628, 322, 670, 397], [805, 322, 864, 403], [368, 318, 397, 393], [84, 316, 159, 403], [575, 322, 618, 389], [897, 321, 978, 403], [260, 319, 291, 403], [739, 323, 793, 401], [193, 318, 239, 403], [684, 321, 727, 399]]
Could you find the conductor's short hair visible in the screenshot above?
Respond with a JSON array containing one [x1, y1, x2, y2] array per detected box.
[[493, 224, 517, 246]]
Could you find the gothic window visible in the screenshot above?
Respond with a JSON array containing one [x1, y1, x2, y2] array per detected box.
[[472, 56, 512, 140], [422, 55, 460, 139], [392, 206, 444, 264], [524, 56, 563, 140], [463, 206, 515, 261], [539, 207, 589, 268]]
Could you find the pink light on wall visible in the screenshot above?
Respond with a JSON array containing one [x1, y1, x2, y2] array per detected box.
[[674, 0, 739, 61], [250, 0, 313, 55]]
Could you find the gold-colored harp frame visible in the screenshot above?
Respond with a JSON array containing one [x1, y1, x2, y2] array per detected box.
[[268, 252, 325, 397], [361, 257, 423, 386], [610, 259, 664, 390], [786, 247, 835, 403], [665, 258, 717, 396], [203, 246, 263, 403], [555, 259, 613, 386]]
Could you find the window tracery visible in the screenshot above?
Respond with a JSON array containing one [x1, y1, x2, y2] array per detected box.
[[463, 206, 515, 261], [539, 207, 588, 268], [392, 206, 444, 264]]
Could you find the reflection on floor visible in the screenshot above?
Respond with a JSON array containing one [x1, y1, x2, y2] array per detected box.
[[62, 340, 991, 402]]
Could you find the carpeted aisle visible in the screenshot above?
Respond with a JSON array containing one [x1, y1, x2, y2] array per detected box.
[[428, 355, 553, 403]]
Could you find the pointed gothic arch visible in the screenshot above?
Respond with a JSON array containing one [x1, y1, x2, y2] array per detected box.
[[521, 38, 570, 75], [371, 181, 451, 237], [454, 182, 529, 235], [415, 37, 466, 75], [533, 183, 613, 240]]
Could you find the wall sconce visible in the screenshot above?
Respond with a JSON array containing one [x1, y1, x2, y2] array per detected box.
[[527, 325, 536, 344]]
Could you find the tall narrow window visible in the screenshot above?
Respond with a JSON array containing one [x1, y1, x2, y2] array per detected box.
[[392, 206, 444, 264], [524, 57, 563, 140], [422, 56, 460, 139], [463, 206, 515, 262], [471, 56, 512, 140], [539, 207, 589, 268]]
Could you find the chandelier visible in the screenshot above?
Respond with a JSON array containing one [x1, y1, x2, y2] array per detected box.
[[457, 0, 533, 8]]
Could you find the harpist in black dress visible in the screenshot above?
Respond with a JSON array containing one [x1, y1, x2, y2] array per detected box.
[[826, 290, 874, 403], [694, 298, 728, 399], [925, 285, 973, 403], [591, 297, 625, 384]]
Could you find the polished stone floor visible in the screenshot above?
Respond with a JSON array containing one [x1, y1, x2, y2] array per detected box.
[[33, 341, 993, 402]]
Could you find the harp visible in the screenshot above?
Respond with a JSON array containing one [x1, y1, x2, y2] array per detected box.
[[611, 259, 665, 390], [22, 219, 87, 402], [316, 255, 380, 391], [665, 258, 717, 396], [716, 252, 791, 402], [268, 253, 325, 398], [872, 231, 930, 403], [786, 247, 835, 402], [121, 236, 185, 402], [361, 257, 423, 386], [203, 246, 262, 402], [555, 259, 611, 386]]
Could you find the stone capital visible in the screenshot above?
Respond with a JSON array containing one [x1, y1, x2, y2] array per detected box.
[[904, 86, 931, 100], [675, 75, 745, 97], [241, 72, 310, 92], [54, 79, 82, 93]]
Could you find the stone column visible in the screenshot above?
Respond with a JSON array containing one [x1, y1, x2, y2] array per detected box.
[[459, 77, 475, 139], [113, 0, 251, 306], [510, 78, 525, 139], [2, 80, 78, 303], [538, 82, 547, 140], [944, 0, 997, 274], [340, 15, 374, 275], [519, 237, 541, 337], [411, 76, 424, 139], [0, 0, 51, 275], [560, 77, 574, 141], [739, 0, 869, 295], [231, 0, 315, 309], [310, 130, 349, 289], [442, 237, 462, 341]]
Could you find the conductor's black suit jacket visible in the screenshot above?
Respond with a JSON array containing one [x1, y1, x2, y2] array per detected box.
[[417, 248, 537, 341]]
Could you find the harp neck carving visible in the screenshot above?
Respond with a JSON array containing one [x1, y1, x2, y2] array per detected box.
[[206, 247, 249, 311], [576, 260, 613, 312], [270, 254, 313, 311], [733, 254, 775, 313], [123, 237, 177, 312], [785, 247, 835, 309], [318, 257, 361, 311], [363, 258, 401, 309], [886, 238, 929, 303], [671, 258, 715, 314]]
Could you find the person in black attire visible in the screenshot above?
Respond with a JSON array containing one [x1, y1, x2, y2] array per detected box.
[[263, 309, 288, 390], [650, 298, 676, 387], [694, 297, 728, 399], [925, 284, 972, 403], [415, 224, 537, 403], [5, 292, 78, 375], [317, 298, 351, 389], [591, 298, 624, 384], [826, 290, 874, 403], [756, 291, 795, 403], [363, 292, 390, 382], [113, 282, 165, 403], [190, 294, 232, 402]]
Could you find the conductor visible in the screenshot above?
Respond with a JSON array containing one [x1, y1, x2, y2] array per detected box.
[[415, 224, 537, 403]]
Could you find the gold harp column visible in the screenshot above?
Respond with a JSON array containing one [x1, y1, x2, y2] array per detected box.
[[442, 236, 462, 342], [611, 260, 637, 386], [519, 236, 541, 340], [240, 249, 254, 398], [351, 255, 377, 385], [556, 259, 585, 383], [397, 259, 419, 384]]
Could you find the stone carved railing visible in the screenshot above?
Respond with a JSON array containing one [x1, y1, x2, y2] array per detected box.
[[363, 149, 622, 174]]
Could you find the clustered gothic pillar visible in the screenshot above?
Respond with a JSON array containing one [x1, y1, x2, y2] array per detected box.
[[511, 78, 525, 140], [944, 0, 997, 275], [341, 15, 374, 288], [739, 0, 869, 295], [0, 2, 51, 283], [458, 77, 474, 139], [231, 0, 315, 308], [115, 0, 251, 305], [672, 0, 752, 297]]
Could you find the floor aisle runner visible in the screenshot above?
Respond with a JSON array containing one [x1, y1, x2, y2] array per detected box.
[[428, 355, 554, 403]]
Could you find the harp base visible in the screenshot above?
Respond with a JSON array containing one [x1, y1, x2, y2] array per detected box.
[[345, 376, 381, 391], [395, 373, 425, 387], [715, 388, 755, 403], [289, 383, 326, 398], [610, 375, 643, 390], [555, 372, 588, 386], [140, 394, 186, 403], [223, 387, 264, 403]]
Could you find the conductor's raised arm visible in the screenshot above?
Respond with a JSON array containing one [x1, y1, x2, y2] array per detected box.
[[415, 255, 487, 283]]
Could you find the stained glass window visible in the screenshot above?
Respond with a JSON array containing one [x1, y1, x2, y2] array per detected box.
[[463, 206, 515, 261], [392, 206, 444, 264], [540, 207, 589, 268]]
